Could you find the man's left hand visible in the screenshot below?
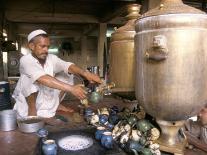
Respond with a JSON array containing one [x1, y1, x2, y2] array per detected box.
[[84, 71, 102, 84]]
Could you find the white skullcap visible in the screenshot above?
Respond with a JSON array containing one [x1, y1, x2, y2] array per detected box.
[[27, 29, 47, 42]]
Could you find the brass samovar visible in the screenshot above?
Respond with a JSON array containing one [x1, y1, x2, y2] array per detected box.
[[135, 0, 207, 154], [109, 4, 141, 99]]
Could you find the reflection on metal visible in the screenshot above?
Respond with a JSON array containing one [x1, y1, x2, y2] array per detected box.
[[135, 0, 207, 154], [109, 4, 141, 98]]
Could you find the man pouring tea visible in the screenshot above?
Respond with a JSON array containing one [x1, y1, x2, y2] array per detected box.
[[12, 29, 102, 118]]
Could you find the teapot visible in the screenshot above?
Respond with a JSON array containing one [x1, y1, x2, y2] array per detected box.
[[99, 114, 109, 125], [101, 131, 114, 149], [95, 126, 107, 140], [125, 140, 143, 155], [136, 119, 154, 134]]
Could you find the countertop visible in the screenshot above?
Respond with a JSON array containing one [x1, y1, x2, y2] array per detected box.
[[0, 96, 206, 155]]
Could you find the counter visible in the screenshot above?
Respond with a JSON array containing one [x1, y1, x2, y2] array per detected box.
[[0, 96, 206, 155]]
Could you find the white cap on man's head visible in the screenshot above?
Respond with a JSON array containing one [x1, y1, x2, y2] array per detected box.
[[28, 29, 47, 42]]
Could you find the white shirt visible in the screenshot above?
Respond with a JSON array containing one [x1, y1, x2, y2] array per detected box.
[[13, 53, 73, 118]]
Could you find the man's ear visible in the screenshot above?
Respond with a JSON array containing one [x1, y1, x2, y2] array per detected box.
[[28, 42, 35, 50]]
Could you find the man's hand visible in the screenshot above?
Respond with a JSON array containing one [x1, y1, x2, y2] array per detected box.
[[83, 70, 102, 84], [184, 131, 207, 153], [70, 84, 87, 100]]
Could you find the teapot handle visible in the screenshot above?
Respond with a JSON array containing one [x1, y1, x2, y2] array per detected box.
[[131, 149, 138, 155], [97, 109, 101, 115]]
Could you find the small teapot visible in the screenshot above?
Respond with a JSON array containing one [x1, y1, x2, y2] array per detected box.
[[136, 119, 154, 134], [98, 107, 109, 116], [95, 126, 106, 140], [89, 92, 103, 104], [99, 114, 109, 125], [131, 129, 142, 142], [119, 129, 131, 144], [84, 108, 94, 123], [42, 139, 57, 155], [149, 143, 161, 155], [84, 108, 94, 117], [125, 140, 143, 155], [148, 128, 160, 141], [90, 114, 99, 125], [127, 114, 138, 126], [101, 131, 114, 149], [36, 128, 48, 138], [140, 148, 153, 155]]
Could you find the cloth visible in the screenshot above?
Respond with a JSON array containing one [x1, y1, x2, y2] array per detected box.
[[185, 119, 207, 144], [13, 53, 74, 118]]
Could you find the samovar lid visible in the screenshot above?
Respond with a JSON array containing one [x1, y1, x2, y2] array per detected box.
[[141, 0, 205, 19], [111, 4, 141, 41], [115, 4, 141, 32]]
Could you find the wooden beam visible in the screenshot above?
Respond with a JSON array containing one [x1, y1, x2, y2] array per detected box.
[[5, 11, 99, 23], [100, 4, 127, 23]]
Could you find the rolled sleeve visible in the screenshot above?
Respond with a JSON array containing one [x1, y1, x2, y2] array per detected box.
[[51, 55, 74, 74]]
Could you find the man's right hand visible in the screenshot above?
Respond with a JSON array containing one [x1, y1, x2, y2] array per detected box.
[[70, 84, 87, 100]]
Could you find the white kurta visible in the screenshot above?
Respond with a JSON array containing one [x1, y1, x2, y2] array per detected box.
[[13, 53, 73, 118]]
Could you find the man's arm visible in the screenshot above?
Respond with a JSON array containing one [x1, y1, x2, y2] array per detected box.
[[37, 74, 86, 100], [26, 92, 38, 116], [185, 131, 207, 153], [68, 64, 102, 83]]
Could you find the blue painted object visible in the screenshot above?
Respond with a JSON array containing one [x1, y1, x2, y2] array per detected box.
[[101, 132, 114, 149], [36, 128, 48, 138], [99, 114, 109, 125], [42, 139, 57, 155], [95, 126, 106, 140], [84, 108, 93, 117]]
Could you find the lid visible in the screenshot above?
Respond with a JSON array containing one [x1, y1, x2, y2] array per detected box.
[[141, 0, 205, 19]]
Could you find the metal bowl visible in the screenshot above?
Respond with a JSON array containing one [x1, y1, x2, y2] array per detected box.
[[17, 116, 44, 133]]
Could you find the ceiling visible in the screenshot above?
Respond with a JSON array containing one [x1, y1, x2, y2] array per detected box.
[[0, 0, 206, 38]]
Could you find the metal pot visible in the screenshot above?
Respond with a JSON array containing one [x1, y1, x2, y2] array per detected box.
[[109, 4, 141, 98], [135, 0, 207, 153], [0, 109, 17, 131], [18, 116, 44, 133], [135, 0, 207, 121]]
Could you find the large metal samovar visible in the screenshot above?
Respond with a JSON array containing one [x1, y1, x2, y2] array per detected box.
[[109, 4, 141, 99], [135, 0, 207, 153]]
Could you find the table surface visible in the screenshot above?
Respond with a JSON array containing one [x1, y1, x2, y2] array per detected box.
[[0, 96, 206, 155]]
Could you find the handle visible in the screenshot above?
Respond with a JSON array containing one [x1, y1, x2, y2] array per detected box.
[[145, 47, 168, 61], [131, 149, 138, 155], [145, 35, 168, 61]]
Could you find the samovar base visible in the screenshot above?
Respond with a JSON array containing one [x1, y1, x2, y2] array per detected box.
[[156, 119, 187, 155]]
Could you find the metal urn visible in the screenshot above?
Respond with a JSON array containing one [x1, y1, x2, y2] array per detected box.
[[109, 4, 141, 99], [135, 0, 207, 154]]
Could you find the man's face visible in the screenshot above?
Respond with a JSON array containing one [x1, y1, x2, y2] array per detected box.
[[29, 36, 50, 60], [198, 107, 207, 126]]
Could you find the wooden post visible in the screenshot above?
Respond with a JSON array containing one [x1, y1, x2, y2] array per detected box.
[[81, 35, 88, 69], [97, 23, 107, 78]]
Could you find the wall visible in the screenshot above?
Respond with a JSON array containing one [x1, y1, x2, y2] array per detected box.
[[57, 36, 98, 70]]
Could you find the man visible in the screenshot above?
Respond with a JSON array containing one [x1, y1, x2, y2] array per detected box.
[[13, 29, 102, 118], [184, 104, 207, 154]]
